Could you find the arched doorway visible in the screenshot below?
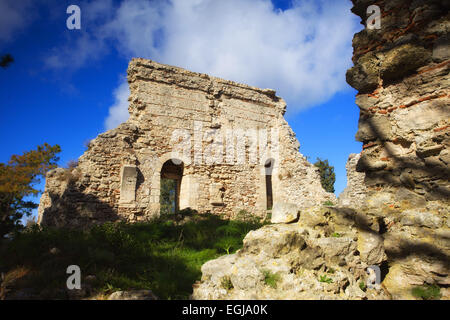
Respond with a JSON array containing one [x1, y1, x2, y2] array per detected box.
[[265, 159, 274, 210], [160, 159, 183, 215]]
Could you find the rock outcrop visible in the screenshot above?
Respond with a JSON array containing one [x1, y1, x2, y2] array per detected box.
[[192, 205, 390, 300]]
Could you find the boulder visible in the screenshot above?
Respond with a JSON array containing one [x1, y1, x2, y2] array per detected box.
[[298, 206, 327, 227], [346, 52, 380, 93], [240, 224, 305, 258], [357, 231, 386, 265], [355, 116, 392, 142], [271, 202, 299, 224], [309, 236, 358, 265], [383, 256, 449, 300], [400, 210, 442, 229], [380, 44, 431, 82], [192, 215, 390, 300]]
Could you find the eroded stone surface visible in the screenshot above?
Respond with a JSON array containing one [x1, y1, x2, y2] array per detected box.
[[345, 0, 450, 299], [270, 202, 299, 223], [192, 207, 390, 300], [338, 153, 367, 208]]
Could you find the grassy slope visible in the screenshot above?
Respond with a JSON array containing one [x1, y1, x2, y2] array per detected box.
[[0, 212, 264, 299]]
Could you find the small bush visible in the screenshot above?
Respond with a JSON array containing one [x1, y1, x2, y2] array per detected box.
[[262, 269, 280, 289], [264, 211, 272, 223], [323, 200, 334, 207], [178, 207, 197, 218], [214, 237, 239, 254], [331, 232, 342, 238], [0, 266, 30, 299], [319, 275, 333, 284], [411, 284, 441, 300], [235, 210, 253, 222], [359, 281, 367, 292]]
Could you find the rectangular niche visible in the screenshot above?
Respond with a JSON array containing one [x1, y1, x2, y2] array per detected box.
[[209, 183, 224, 206], [119, 165, 137, 205]]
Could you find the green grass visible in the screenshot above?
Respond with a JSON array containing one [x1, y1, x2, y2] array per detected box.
[[331, 232, 342, 238], [0, 213, 264, 300], [319, 274, 333, 284], [411, 284, 441, 300], [262, 269, 280, 289], [323, 201, 335, 207]]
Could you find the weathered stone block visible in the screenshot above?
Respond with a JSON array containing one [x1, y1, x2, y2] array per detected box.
[[355, 116, 392, 142], [380, 44, 431, 82], [271, 202, 299, 224], [400, 210, 442, 229], [357, 231, 385, 265], [346, 52, 380, 93]]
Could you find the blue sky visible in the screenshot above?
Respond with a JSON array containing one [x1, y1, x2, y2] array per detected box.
[[0, 0, 363, 218]]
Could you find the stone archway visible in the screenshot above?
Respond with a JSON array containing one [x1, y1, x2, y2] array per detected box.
[[254, 157, 279, 216], [160, 159, 183, 214], [149, 152, 193, 217]]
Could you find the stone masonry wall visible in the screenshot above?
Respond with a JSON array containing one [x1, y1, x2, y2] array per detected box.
[[38, 59, 334, 227], [338, 153, 367, 208], [346, 0, 449, 298]]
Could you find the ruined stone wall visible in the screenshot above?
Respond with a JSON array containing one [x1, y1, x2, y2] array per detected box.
[[338, 153, 367, 208], [38, 59, 333, 227], [346, 0, 449, 298]]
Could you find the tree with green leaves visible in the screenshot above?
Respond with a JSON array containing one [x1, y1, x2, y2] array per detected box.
[[0, 54, 14, 68], [314, 158, 336, 193], [0, 143, 61, 238]]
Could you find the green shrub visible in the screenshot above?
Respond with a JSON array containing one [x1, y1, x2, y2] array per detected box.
[[178, 207, 197, 218], [331, 232, 342, 238], [262, 269, 280, 289], [319, 275, 333, 284], [214, 237, 240, 254], [359, 281, 367, 292], [411, 284, 441, 300], [323, 200, 335, 207]]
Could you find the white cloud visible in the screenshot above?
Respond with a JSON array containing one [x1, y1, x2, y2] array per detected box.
[[47, 0, 360, 128], [45, 32, 108, 69], [0, 0, 35, 43], [104, 80, 130, 130], [160, 0, 358, 109]]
